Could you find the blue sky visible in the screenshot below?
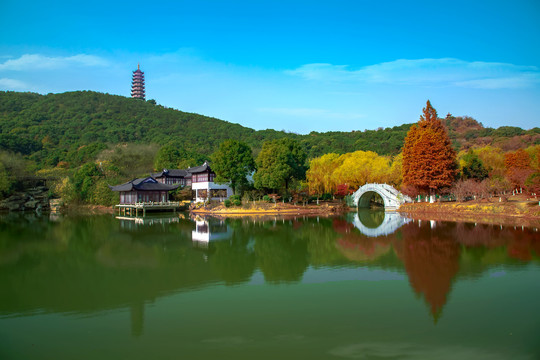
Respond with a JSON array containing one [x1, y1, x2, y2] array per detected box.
[[1, 0, 539, 133]]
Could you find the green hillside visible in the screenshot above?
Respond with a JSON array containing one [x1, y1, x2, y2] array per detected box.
[[1, 90, 539, 170]]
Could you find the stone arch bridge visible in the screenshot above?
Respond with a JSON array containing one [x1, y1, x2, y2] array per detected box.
[[351, 183, 412, 211]]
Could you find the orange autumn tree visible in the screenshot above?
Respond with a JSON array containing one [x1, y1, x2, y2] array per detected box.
[[504, 148, 534, 191], [402, 101, 457, 197]]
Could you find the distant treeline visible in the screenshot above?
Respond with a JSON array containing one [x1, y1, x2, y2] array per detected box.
[[2, 91, 538, 171]]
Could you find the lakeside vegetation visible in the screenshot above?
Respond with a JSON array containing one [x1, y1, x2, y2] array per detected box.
[[0, 91, 539, 209]]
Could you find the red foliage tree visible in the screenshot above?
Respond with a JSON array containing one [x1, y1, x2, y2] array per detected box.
[[402, 101, 457, 196], [335, 183, 353, 198], [504, 149, 534, 190]]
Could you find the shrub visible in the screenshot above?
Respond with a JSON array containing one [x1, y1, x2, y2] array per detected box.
[[224, 199, 231, 207], [263, 195, 271, 202], [233, 199, 242, 206], [321, 193, 332, 201]]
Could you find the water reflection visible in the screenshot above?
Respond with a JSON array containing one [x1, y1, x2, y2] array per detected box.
[[0, 212, 539, 337], [352, 210, 411, 237], [116, 214, 180, 230], [191, 215, 233, 246]]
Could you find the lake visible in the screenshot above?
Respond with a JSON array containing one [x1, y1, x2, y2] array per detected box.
[[0, 211, 539, 359]]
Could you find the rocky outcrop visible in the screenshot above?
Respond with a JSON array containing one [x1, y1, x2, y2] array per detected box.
[[0, 186, 50, 212]]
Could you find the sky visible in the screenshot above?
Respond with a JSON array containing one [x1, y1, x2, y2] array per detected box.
[[1, 0, 539, 134]]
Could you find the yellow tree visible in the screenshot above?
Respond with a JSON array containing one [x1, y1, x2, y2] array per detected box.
[[306, 153, 342, 195], [402, 100, 457, 196], [474, 145, 505, 178], [389, 152, 403, 188], [333, 151, 393, 190]]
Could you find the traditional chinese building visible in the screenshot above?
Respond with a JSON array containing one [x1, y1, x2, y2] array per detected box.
[[131, 64, 145, 100], [152, 161, 233, 202], [109, 177, 178, 204], [151, 169, 191, 186], [189, 161, 233, 202]]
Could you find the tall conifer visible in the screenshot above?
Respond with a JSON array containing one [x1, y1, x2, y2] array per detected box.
[[402, 101, 457, 196]]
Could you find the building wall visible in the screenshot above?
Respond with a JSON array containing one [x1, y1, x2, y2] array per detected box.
[[191, 181, 233, 202], [119, 191, 169, 204]]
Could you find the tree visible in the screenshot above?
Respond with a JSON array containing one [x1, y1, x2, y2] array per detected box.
[[210, 140, 255, 194], [459, 149, 488, 181], [254, 138, 307, 193], [306, 153, 342, 196], [504, 149, 534, 190], [0, 162, 11, 198], [70, 162, 102, 202], [402, 100, 457, 196], [474, 145, 505, 178], [153, 143, 202, 171], [333, 151, 393, 190]]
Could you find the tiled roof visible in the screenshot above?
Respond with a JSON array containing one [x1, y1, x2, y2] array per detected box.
[[151, 169, 189, 178], [151, 161, 212, 178], [187, 161, 211, 174], [109, 177, 179, 192]]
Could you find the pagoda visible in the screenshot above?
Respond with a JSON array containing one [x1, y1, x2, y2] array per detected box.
[[131, 64, 146, 100]]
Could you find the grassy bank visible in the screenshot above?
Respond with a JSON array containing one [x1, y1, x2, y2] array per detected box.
[[191, 200, 349, 217]]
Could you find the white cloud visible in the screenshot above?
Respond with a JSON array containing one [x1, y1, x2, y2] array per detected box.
[[0, 54, 109, 71], [287, 58, 540, 89], [0, 77, 31, 90]]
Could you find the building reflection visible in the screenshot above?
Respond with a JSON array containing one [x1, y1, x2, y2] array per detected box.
[[191, 216, 233, 247], [116, 214, 180, 230]]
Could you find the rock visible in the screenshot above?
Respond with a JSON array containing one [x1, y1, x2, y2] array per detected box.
[[0, 186, 50, 212], [24, 200, 38, 209]]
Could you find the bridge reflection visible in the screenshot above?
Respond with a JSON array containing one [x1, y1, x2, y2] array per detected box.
[[351, 210, 412, 237]]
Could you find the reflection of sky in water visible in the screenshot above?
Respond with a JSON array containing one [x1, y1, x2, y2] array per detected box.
[[489, 270, 506, 278], [246, 268, 405, 285]]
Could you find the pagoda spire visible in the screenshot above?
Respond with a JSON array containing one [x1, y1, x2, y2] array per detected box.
[[131, 64, 146, 100]]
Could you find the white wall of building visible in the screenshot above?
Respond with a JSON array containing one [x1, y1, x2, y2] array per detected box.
[[192, 181, 233, 202]]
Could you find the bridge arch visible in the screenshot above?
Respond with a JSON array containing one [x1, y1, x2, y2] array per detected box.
[[351, 183, 412, 211]]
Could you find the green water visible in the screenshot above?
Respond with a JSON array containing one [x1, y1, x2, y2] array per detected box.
[[0, 211, 539, 359]]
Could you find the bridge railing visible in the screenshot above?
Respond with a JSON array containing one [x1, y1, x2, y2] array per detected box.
[[353, 183, 413, 207]]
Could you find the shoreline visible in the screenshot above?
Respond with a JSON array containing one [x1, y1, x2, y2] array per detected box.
[[191, 202, 349, 217], [397, 200, 540, 228], [11, 199, 538, 228]]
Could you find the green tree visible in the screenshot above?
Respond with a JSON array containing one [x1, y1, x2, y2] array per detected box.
[[460, 149, 488, 181], [0, 162, 11, 198], [71, 162, 102, 202], [98, 143, 159, 179], [254, 138, 307, 193], [402, 100, 457, 196], [211, 140, 255, 194], [154, 143, 204, 171]]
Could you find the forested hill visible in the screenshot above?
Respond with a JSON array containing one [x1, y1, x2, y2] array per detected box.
[[1, 91, 538, 169]]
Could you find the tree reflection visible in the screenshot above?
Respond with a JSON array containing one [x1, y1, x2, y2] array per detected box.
[[333, 219, 392, 262], [508, 228, 540, 261], [0, 212, 539, 333], [255, 229, 309, 283], [397, 221, 461, 322]]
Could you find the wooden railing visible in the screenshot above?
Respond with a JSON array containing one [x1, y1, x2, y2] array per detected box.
[[116, 201, 181, 208]]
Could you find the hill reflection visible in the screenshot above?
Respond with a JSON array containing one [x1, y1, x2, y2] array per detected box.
[[0, 212, 538, 333]]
